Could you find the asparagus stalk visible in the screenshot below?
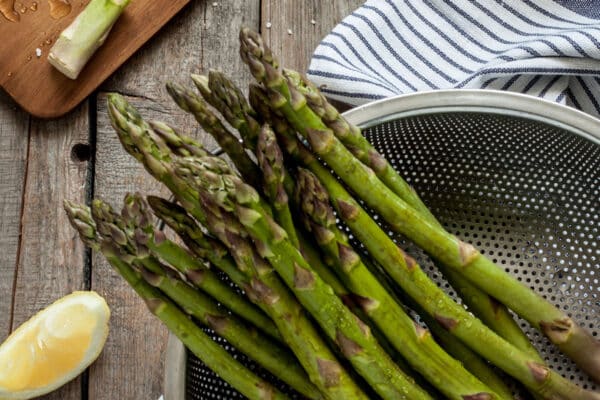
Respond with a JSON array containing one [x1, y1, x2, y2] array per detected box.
[[295, 168, 504, 400], [288, 70, 543, 365], [137, 260, 322, 399], [192, 71, 262, 150], [107, 93, 205, 220], [175, 156, 432, 400], [63, 201, 288, 400], [91, 196, 278, 341], [120, 193, 282, 342], [101, 198, 320, 399], [256, 124, 299, 247], [148, 121, 208, 158], [294, 140, 598, 398], [166, 82, 261, 188], [246, 78, 600, 400], [48, 0, 130, 79], [239, 27, 600, 383]]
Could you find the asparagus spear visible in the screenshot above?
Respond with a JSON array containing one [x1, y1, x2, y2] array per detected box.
[[64, 201, 288, 400], [247, 79, 600, 400], [192, 71, 262, 150], [287, 69, 543, 365], [239, 27, 600, 383], [90, 195, 279, 341], [256, 124, 299, 247], [97, 197, 320, 399], [148, 121, 208, 158], [166, 82, 261, 188], [120, 193, 282, 342], [174, 156, 433, 400], [295, 168, 504, 400], [48, 0, 130, 79]]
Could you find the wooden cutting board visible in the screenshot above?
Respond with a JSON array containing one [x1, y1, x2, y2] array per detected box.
[[0, 0, 190, 118]]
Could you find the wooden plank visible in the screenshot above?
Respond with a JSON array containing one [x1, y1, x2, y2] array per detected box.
[[9, 102, 91, 400], [0, 92, 29, 340], [0, 0, 190, 118], [90, 1, 260, 399], [261, 0, 362, 72]]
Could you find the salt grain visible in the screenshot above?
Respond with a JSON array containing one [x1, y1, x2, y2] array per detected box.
[[35, 48, 42, 57], [266, 21, 272, 29], [287, 29, 293, 35], [212, 2, 218, 6], [311, 19, 316, 25]]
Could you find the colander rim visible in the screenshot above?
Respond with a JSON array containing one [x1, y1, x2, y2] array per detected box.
[[163, 88, 600, 400], [343, 89, 600, 145]]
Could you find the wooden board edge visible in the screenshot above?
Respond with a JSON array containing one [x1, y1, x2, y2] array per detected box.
[[2, 0, 190, 119]]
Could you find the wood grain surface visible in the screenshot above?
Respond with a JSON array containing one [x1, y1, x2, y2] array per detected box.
[[0, 0, 189, 118], [0, 1, 359, 399]]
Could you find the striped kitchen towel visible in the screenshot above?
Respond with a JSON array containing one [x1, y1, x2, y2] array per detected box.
[[308, 0, 600, 117]]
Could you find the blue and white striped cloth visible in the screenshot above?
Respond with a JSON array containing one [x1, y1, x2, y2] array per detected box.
[[308, 0, 600, 117]]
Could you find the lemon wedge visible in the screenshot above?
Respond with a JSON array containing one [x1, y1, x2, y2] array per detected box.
[[0, 291, 110, 400]]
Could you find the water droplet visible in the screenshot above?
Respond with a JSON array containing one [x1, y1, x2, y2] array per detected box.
[[0, 0, 20, 21], [48, 0, 71, 19], [7, 71, 13, 77], [27, 54, 32, 61], [45, 38, 52, 45], [30, 1, 37, 10]]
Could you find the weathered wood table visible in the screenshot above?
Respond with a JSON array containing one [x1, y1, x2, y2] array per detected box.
[[0, 1, 361, 398]]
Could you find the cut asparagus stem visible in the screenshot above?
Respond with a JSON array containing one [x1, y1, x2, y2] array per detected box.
[[256, 124, 299, 247], [245, 77, 600, 400], [166, 82, 261, 188], [192, 71, 262, 150], [48, 0, 130, 79], [174, 156, 433, 400], [288, 70, 544, 367], [295, 168, 504, 400], [63, 201, 288, 400], [239, 27, 600, 384]]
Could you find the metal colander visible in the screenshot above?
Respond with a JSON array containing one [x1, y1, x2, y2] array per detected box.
[[164, 90, 600, 399]]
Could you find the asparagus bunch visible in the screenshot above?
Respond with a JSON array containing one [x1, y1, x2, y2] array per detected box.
[[286, 68, 543, 364], [295, 168, 506, 400], [108, 95, 367, 399], [173, 155, 431, 400], [63, 201, 289, 400], [64, 27, 600, 400], [239, 27, 600, 395]]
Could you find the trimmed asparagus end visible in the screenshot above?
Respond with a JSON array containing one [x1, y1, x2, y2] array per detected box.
[[48, 0, 131, 79]]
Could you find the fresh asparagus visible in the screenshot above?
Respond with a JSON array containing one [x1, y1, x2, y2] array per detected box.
[[120, 193, 282, 342], [246, 78, 600, 399], [288, 69, 543, 365], [166, 82, 261, 188], [192, 71, 262, 150], [256, 124, 299, 247], [148, 121, 208, 158], [295, 168, 504, 400], [239, 27, 600, 383], [64, 201, 288, 400], [48, 0, 130, 79], [116, 197, 321, 398], [175, 156, 433, 400]]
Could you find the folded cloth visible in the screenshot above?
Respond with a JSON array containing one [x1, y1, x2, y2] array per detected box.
[[308, 0, 600, 116]]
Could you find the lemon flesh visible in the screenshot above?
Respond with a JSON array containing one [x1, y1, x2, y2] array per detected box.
[[0, 291, 110, 400]]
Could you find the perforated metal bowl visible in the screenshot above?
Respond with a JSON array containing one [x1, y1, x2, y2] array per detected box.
[[164, 89, 600, 399]]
